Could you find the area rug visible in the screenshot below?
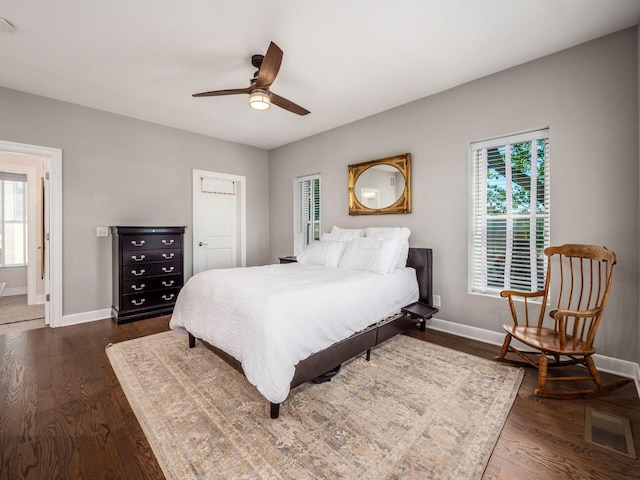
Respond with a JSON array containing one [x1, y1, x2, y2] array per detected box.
[[106, 331, 523, 479], [0, 294, 45, 325]]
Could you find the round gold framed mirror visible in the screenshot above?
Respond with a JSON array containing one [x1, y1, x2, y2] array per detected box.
[[348, 153, 411, 215]]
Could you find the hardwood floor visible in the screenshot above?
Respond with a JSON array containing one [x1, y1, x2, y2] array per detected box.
[[1, 316, 638, 479], [405, 328, 640, 480], [0, 316, 169, 480]]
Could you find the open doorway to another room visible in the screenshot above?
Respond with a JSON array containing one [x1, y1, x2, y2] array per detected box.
[[0, 151, 46, 333]]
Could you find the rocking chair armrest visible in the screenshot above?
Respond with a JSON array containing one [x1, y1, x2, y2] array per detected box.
[[549, 306, 603, 321], [500, 289, 545, 299], [550, 306, 603, 349], [500, 289, 545, 327]]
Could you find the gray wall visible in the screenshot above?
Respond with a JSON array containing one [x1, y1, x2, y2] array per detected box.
[[269, 28, 640, 363], [0, 87, 270, 316]]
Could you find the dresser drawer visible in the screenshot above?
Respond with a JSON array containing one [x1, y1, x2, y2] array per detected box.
[[122, 234, 182, 251], [121, 261, 182, 280], [120, 288, 181, 313], [122, 274, 183, 295], [122, 248, 182, 265]]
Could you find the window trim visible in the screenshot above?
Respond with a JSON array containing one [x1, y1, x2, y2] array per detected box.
[[469, 128, 550, 296]]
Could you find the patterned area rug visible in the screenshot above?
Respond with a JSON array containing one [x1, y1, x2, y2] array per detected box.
[[107, 331, 523, 479]]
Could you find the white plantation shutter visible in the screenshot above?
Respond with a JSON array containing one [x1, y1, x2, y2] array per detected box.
[[294, 174, 321, 255], [0, 171, 28, 267], [471, 129, 550, 294]]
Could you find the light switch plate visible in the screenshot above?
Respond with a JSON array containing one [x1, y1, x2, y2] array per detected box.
[[96, 227, 109, 237]]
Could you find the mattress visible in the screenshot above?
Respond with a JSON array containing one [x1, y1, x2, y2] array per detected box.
[[169, 263, 419, 403]]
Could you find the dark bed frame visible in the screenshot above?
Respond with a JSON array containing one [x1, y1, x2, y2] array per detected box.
[[187, 247, 434, 419]]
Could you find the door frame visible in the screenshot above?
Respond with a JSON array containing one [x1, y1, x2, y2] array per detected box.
[[0, 140, 62, 327], [192, 169, 246, 275]]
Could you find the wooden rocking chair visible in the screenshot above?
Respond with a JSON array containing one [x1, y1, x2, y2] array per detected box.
[[495, 244, 632, 398]]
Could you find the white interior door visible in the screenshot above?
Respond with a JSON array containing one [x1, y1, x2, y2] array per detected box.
[[192, 170, 246, 275]]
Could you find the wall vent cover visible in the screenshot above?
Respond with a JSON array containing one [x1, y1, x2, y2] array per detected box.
[[585, 407, 636, 459]]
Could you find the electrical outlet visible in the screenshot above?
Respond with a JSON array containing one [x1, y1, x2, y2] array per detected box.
[[96, 226, 109, 237], [433, 295, 441, 307]]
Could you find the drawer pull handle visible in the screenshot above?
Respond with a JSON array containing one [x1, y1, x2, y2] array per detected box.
[[162, 280, 175, 287], [131, 240, 146, 247], [131, 299, 146, 306], [131, 255, 146, 261], [162, 294, 175, 301], [131, 269, 146, 276], [162, 239, 175, 245], [131, 284, 146, 291], [162, 266, 175, 273], [162, 253, 175, 259]]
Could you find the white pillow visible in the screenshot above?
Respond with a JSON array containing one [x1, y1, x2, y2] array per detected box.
[[365, 227, 411, 269], [320, 232, 350, 242], [338, 236, 401, 274], [330, 225, 366, 241], [297, 241, 347, 267]]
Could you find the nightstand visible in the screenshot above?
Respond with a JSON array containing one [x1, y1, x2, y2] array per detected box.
[[401, 302, 439, 332], [279, 256, 298, 264]]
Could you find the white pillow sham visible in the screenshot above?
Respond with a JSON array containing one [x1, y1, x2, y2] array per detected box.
[[320, 232, 350, 242], [338, 236, 400, 275], [297, 241, 347, 267], [365, 227, 411, 269], [330, 225, 366, 241]]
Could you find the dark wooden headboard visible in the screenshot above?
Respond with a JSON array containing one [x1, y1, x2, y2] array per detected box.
[[407, 247, 433, 305]]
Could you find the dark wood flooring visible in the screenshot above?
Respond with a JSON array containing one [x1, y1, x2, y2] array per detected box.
[[1, 316, 638, 479]]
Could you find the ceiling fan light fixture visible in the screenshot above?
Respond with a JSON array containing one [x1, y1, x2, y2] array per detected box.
[[249, 89, 271, 111]]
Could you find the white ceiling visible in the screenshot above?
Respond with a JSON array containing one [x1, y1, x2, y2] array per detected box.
[[1, 1, 639, 150]]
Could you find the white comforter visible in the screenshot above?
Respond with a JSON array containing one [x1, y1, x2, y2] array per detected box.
[[169, 263, 419, 404]]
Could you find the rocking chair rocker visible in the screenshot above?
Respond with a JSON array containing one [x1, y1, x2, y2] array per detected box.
[[495, 244, 632, 399]]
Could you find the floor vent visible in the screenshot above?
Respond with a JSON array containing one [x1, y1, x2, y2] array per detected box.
[[585, 407, 636, 459]]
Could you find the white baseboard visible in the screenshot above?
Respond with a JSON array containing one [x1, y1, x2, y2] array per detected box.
[[428, 316, 640, 398], [62, 308, 111, 327]]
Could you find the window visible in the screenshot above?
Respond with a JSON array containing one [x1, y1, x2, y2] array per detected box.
[[470, 129, 550, 295], [0, 171, 28, 267], [294, 174, 321, 255]]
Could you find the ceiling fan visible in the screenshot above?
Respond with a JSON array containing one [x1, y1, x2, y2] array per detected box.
[[193, 41, 310, 116]]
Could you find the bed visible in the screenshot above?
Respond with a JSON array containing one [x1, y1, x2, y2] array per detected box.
[[170, 238, 433, 418]]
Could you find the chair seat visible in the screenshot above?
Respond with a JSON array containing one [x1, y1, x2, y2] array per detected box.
[[503, 324, 596, 356]]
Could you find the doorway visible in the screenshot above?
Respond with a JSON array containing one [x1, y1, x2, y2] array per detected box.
[[0, 140, 62, 328], [192, 169, 246, 275], [0, 153, 44, 330]]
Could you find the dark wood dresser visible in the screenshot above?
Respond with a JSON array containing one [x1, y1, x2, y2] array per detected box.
[[111, 226, 186, 324]]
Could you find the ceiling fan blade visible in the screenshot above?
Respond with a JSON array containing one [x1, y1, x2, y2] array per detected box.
[[270, 92, 310, 116], [192, 87, 251, 97], [255, 42, 283, 89]]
